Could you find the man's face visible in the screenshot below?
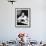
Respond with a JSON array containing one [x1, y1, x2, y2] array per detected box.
[[21, 13, 25, 16]]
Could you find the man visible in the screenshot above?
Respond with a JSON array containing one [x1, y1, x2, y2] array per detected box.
[[17, 12, 28, 25]]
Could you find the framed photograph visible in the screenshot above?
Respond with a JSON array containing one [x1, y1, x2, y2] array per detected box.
[[15, 8, 31, 28]]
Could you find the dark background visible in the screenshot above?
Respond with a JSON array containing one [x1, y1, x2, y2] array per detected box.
[[17, 10, 28, 18]]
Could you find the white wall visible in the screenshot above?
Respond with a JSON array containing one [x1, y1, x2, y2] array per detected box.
[[0, 0, 46, 42]]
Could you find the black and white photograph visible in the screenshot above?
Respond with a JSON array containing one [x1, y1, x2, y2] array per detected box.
[[15, 8, 31, 28]]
